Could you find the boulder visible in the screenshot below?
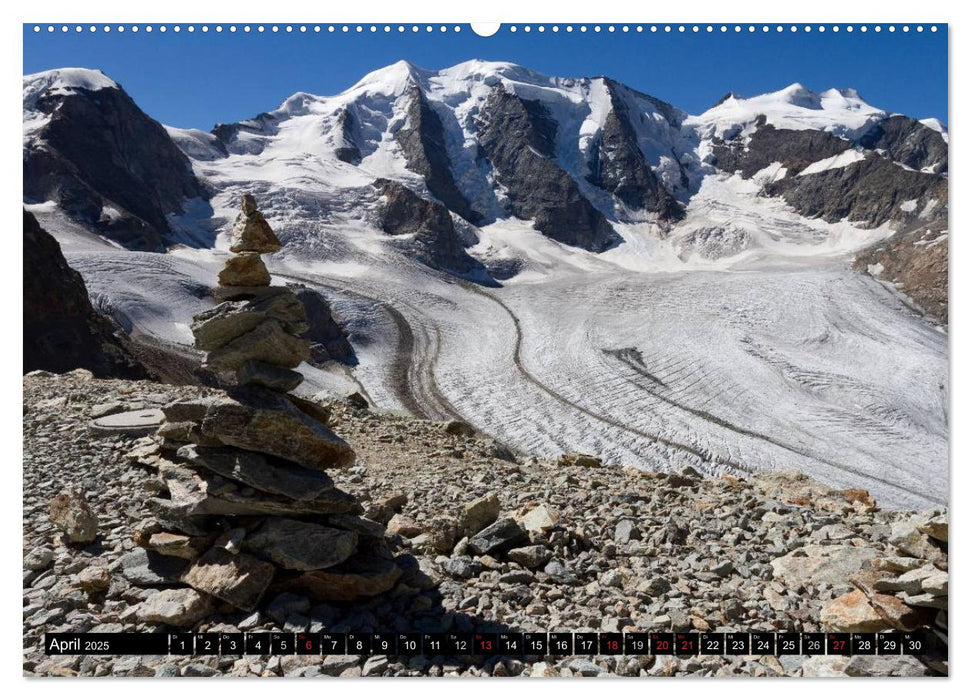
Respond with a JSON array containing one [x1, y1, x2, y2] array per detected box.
[[245, 519, 358, 571], [365, 493, 407, 525], [48, 490, 98, 544], [917, 514, 948, 543], [889, 515, 947, 567], [387, 514, 422, 538], [468, 518, 528, 555], [137, 588, 213, 626], [458, 493, 499, 538], [182, 546, 276, 611], [218, 252, 270, 287], [206, 318, 310, 373], [279, 554, 401, 602], [176, 444, 336, 502]]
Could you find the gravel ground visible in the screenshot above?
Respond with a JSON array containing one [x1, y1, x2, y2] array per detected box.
[[23, 370, 945, 677]]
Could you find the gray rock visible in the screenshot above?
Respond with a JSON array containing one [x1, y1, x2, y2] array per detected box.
[[137, 588, 213, 626], [506, 545, 552, 569], [468, 517, 528, 555], [266, 593, 311, 626], [206, 318, 310, 373], [167, 389, 354, 471], [176, 444, 336, 502], [770, 545, 882, 587], [614, 519, 640, 544], [119, 549, 188, 586], [24, 546, 53, 571], [443, 556, 476, 580], [236, 360, 303, 392], [244, 518, 358, 571], [543, 559, 577, 585]]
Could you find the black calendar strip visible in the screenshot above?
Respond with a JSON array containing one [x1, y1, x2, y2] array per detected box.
[[45, 631, 933, 657]]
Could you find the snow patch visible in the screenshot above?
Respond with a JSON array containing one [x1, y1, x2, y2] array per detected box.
[[798, 149, 866, 176]]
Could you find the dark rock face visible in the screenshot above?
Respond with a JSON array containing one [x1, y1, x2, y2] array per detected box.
[[854, 221, 948, 323], [858, 116, 948, 174], [22, 210, 146, 378], [587, 81, 683, 219], [475, 84, 621, 252], [764, 155, 947, 228], [212, 112, 278, 156], [288, 285, 357, 366], [395, 82, 482, 225], [711, 120, 852, 178], [711, 120, 948, 229], [373, 178, 488, 277], [23, 82, 209, 251], [333, 108, 362, 165]]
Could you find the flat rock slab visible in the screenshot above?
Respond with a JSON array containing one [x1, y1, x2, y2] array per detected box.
[[119, 549, 188, 586], [182, 547, 276, 612], [90, 408, 164, 436], [278, 553, 401, 602]]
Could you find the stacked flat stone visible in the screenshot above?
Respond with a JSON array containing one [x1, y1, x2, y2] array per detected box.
[[121, 195, 401, 615]]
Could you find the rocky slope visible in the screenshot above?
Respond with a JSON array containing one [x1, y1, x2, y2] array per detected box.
[[23, 210, 146, 379], [24, 371, 947, 678], [853, 222, 949, 323]]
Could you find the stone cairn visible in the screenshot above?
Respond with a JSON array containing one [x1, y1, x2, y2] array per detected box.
[[123, 195, 401, 617]]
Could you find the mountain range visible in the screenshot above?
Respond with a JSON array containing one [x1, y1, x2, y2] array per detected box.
[[23, 61, 948, 318]]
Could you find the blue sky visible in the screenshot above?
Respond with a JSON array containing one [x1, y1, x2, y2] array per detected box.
[[23, 24, 947, 130]]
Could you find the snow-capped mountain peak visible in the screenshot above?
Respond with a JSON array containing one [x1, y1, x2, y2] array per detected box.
[[23, 67, 119, 97], [688, 82, 886, 139]]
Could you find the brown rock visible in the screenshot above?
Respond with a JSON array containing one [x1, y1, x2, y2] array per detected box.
[[147, 532, 212, 560], [202, 389, 353, 470], [820, 591, 887, 632], [218, 252, 271, 287], [458, 492, 500, 538], [364, 493, 407, 525], [280, 553, 401, 602], [206, 318, 310, 373], [868, 592, 934, 631], [229, 205, 283, 254], [48, 490, 98, 544], [387, 514, 422, 538], [77, 565, 111, 593], [182, 547, 276, 612]]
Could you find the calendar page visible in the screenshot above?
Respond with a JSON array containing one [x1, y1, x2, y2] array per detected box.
[[22, 17, 948, 680]]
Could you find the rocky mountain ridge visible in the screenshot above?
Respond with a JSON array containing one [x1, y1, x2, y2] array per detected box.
[[23, 64, 947, 281]]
